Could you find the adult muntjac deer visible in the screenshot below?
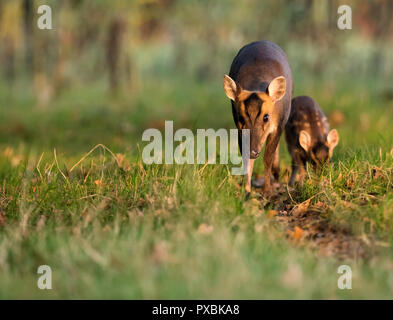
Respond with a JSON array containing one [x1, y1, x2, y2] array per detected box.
[[224, 40, 293, 195]]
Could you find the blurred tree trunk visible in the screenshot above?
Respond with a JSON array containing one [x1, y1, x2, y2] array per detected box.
[[53, 1, 68, 96], [0, 1, 3, 26], [173, 28, 186, 71], [372, 0, 393, 77], [106, 17, 125, 94], [356, 0, 393, 78], [4, 37, 15, 85], [23, 0, 34, 74], [311, 0, 329, 36]]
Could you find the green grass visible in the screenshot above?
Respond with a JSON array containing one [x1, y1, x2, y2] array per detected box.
[[1, 72, 393, 299]]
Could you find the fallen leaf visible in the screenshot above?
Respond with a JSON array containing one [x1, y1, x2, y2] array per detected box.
[[267, 210, 278, 218], [94, 179, 106, 186], [292, 199, 310, 216], [288, 226, 304, 241], [293, 226, 304, 241]]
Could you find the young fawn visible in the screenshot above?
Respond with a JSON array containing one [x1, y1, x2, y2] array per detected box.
[[285, 96, 340, 186], [224, 40, 293, 195]]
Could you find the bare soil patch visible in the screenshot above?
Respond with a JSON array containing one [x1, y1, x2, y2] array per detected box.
[[253, 180, 369, 260]]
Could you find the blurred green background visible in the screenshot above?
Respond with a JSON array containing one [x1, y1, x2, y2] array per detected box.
[[0, 0, 392, 153]]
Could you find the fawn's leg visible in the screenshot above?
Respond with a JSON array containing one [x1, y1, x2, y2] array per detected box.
[[289, 152, 306, 186], [289, 157, 298, 186], [298, 160, 306, 186]]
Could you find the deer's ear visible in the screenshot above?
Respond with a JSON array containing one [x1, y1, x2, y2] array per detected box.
[[327, 129, 339, 151], [224, 75, 237, 101], [299, 130, 312, 152], [267, 76, 286, 102]]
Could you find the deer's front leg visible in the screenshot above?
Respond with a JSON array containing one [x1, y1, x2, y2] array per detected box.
[[263, 131, 281, 196], [272, 141, 281, 182], [245, 158, 254, 193]]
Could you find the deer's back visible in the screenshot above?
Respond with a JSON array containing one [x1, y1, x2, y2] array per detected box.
[[229, 40, 293, 127]]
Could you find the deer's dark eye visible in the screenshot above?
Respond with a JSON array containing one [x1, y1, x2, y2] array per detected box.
[[263, 114, 269, 122]]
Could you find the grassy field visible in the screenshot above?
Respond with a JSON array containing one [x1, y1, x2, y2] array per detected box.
[[1, 67, 393, 299]]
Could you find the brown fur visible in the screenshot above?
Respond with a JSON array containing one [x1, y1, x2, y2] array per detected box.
[[224, 40, 294, 195], [285, 96, 339, 186]]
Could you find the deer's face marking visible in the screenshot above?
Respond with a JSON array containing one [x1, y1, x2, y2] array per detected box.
[[236, 92, 276, 158], [224, 75, 286, 159]]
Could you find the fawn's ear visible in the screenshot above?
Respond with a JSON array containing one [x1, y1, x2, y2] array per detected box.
[[327, 129, 339, 151], [267, 76, 286, 102], [223, 75, 237, 101], [299, 130, 312, 152]]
